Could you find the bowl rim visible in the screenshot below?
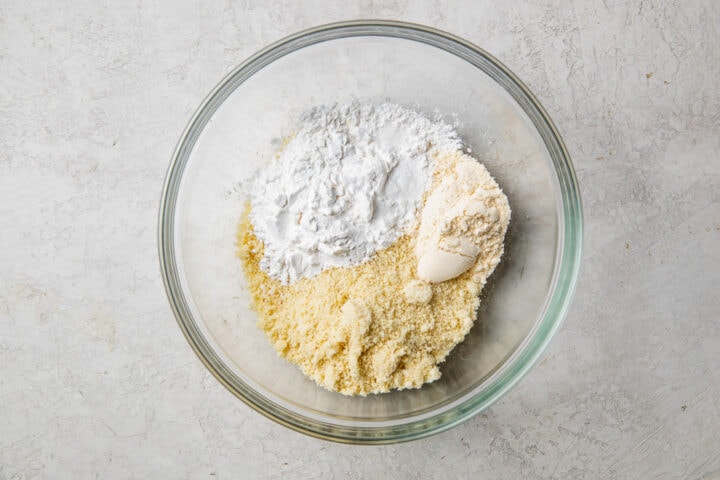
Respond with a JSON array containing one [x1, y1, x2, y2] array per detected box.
[[158, 19, 583, 444]]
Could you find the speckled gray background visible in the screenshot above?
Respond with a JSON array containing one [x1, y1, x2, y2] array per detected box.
[[1, 1, 719, 478]]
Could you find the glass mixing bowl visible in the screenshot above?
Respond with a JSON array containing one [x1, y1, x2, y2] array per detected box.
[[158, 20, 582, 443]]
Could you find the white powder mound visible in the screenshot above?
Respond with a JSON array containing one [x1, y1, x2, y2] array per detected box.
[[248, 102, 461, 284]]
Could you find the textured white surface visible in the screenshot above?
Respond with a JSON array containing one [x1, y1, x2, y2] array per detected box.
[[248, 102, 457, 285], [1, 0, 719, 478]]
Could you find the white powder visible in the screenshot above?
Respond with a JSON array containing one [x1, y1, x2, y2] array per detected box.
[[248, 102, 461, 284]]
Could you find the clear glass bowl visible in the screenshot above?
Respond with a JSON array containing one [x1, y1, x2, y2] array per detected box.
[[158, 20, 582, 444]]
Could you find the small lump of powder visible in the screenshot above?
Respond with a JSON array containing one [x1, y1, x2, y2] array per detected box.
[[403, 280, 433, 305]]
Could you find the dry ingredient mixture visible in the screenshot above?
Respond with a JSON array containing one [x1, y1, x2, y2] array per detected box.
[[238, 102, 510, 396]]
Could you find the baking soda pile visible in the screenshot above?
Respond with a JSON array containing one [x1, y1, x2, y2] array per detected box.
[[248, 102, 461, 284]]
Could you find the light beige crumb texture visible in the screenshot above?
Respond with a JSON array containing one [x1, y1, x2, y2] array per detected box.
[[239, 217, 472, 395]]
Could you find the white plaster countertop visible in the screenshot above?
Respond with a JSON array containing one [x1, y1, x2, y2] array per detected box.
[[2, 1, 719, 478]]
